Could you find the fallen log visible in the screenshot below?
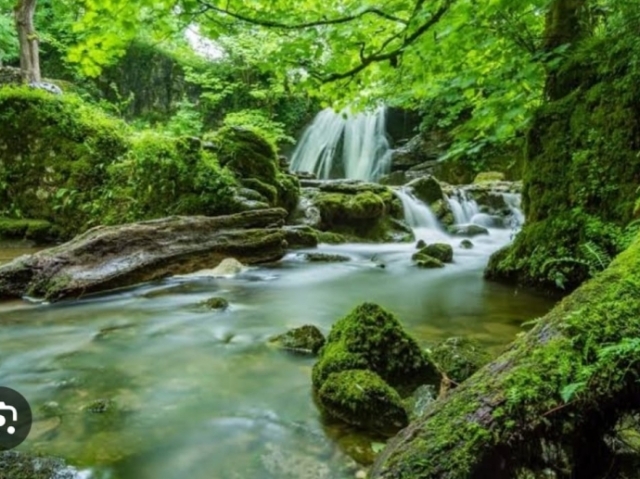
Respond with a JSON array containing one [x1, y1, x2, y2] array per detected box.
[[371, 237, 640, 478], [0, 209, 288, 302]]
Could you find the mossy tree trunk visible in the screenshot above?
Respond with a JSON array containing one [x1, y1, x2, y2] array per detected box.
[[14, 0, 40, 83], [372, 236, 640, 478], [544, 0, 588, 100]]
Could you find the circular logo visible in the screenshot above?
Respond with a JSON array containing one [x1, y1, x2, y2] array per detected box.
[[0, 387, 32, 450]]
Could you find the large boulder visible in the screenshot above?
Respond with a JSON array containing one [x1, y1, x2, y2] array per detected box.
[[413, 243, 453, 263], [293, 180, 411, 243], [0, 208, 288, 302], [313, 303, 439, 396]]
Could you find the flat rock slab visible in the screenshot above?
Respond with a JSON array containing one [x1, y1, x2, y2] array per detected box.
[[0, 209, 288, 302]]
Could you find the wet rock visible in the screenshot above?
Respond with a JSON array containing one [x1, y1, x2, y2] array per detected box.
[[261, 442, 332, 479], [201, 296, 229, 311], [313, 303, 439, 397], [414, 255, 445, 269], [84, 398, 117, 413], [302, 253, 350, 263], [269, 325, 326, 355], [0, 209, 289, 301], [460, 239, 474, 249], [0, 451, 84, 479], [378, 171, 408, 186], [414, 243, 453, 263], [404, 384, 437, 420], [334, 433, 377, 466], [428, 337, 491, 383], [415, 239, 426, 249], [317, 370, 409, 435], [283, 225, 319, 249], [405, 176, 444, 205], [448, 224, 490, 237]]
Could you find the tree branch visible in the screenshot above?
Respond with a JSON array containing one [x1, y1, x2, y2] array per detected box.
[[322, 0, 455, 83], [195, 1, 408, 28]]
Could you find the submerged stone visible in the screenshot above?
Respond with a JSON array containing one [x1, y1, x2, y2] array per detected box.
[[448, 224, 490, 237], [317, 370, 408, 435], [301, 253, 350, 263], [428, 337, 491, 383], [0, 451, 83, 479], [269, 325, 326, 355], [460, 239, 474, 249], [414, 255, 445, 269], [201, 297, 229, 311]]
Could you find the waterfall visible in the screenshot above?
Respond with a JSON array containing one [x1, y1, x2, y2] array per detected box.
[[290, 107, 392, 181], [447, 190, 479, 225], [394, 189, 441, 230], [502, 193, 525, 227]]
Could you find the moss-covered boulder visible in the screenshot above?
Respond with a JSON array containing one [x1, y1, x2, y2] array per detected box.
[[298, 180, 410, 242], [0, 87, 129, 237], [212, 126, 300, 214], [474, 171, 506, 183], [460, 239, 474, 249], [413, 243, 453, 263], [269, 325, 326, 355], [317, 370, 409, 435], [282, 225, 318, 249], [428, 337, 491, 383], [312, 303, 439, 396]]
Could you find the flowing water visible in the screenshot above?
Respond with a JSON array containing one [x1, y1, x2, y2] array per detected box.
[[0, 209, 556, 479], [289, 108, 392, 181]]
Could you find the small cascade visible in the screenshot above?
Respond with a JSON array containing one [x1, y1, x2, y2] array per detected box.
[[290, 107, 392, 181], [447, 190, 480, 225], [394, 189, 442, 230], [502, 192, 525, 228]]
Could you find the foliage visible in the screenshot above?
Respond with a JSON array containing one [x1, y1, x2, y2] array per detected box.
[[221, 109, 292, 146]]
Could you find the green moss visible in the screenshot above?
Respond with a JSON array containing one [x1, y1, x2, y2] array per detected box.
[[414, 243, 453, 263], [474, 171, 505, 183], [313, 302, 440, 396], [317, 369, 409, 435], [428, 337, 491, 383], [201, 296, 229, 310], [0, 218, 54, 243], [414, 255, 445, 269], [486, 45, 640, 292], [0, 86, 129, 237]]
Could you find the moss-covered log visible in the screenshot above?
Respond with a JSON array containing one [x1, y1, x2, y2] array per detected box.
[[372, 237, 640, 478], [0, 208, 288, 302]]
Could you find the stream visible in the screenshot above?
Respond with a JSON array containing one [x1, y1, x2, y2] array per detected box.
[[0, 226, 556, 479]]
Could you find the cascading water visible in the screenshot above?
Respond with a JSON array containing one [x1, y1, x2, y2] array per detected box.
[[502, 192, 525, 228], [395, 189, 441, 230], [289, 107, 392, 181], [447, 190, 480, 224]]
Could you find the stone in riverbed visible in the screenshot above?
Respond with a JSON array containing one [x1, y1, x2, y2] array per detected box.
[[413, 243, 453, 263], [414, 255, 445, 269], [0, 451, 84, 479], [415, 239, 426, 249], [201, 296, 229, 311], [301, 252, 350, 263], [317, 370, 409, 435], [460, 239, 474, 249], [448, 224, 490, 237], [269, 325, 326, 355], [283, 225, 319, 249]]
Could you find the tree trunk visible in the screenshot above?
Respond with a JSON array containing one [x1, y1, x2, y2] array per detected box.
[[371, 236, 640, 478], [543, 0, 587, 100], [14, 0, 40, 83]]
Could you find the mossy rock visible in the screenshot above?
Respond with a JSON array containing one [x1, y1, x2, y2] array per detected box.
[[474, 171, 505, 183], [316, 231, 358, 244], [414, 255, 445, 269], [0, 451, 81, 479], [0, 87, 130, 237], [269, 325, 326, 355], [405, 176, 444, 205], [414, 243, 453, 263], [428, 337, 491, 383], [283, 225, 318, 249], [201, 297, 229, 310], [313, 302, 440, 396], [460, 239, 474, 249], [315, 191, 386, 223], [317, 369, 409, 435], [416, 239, 427, 249]]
